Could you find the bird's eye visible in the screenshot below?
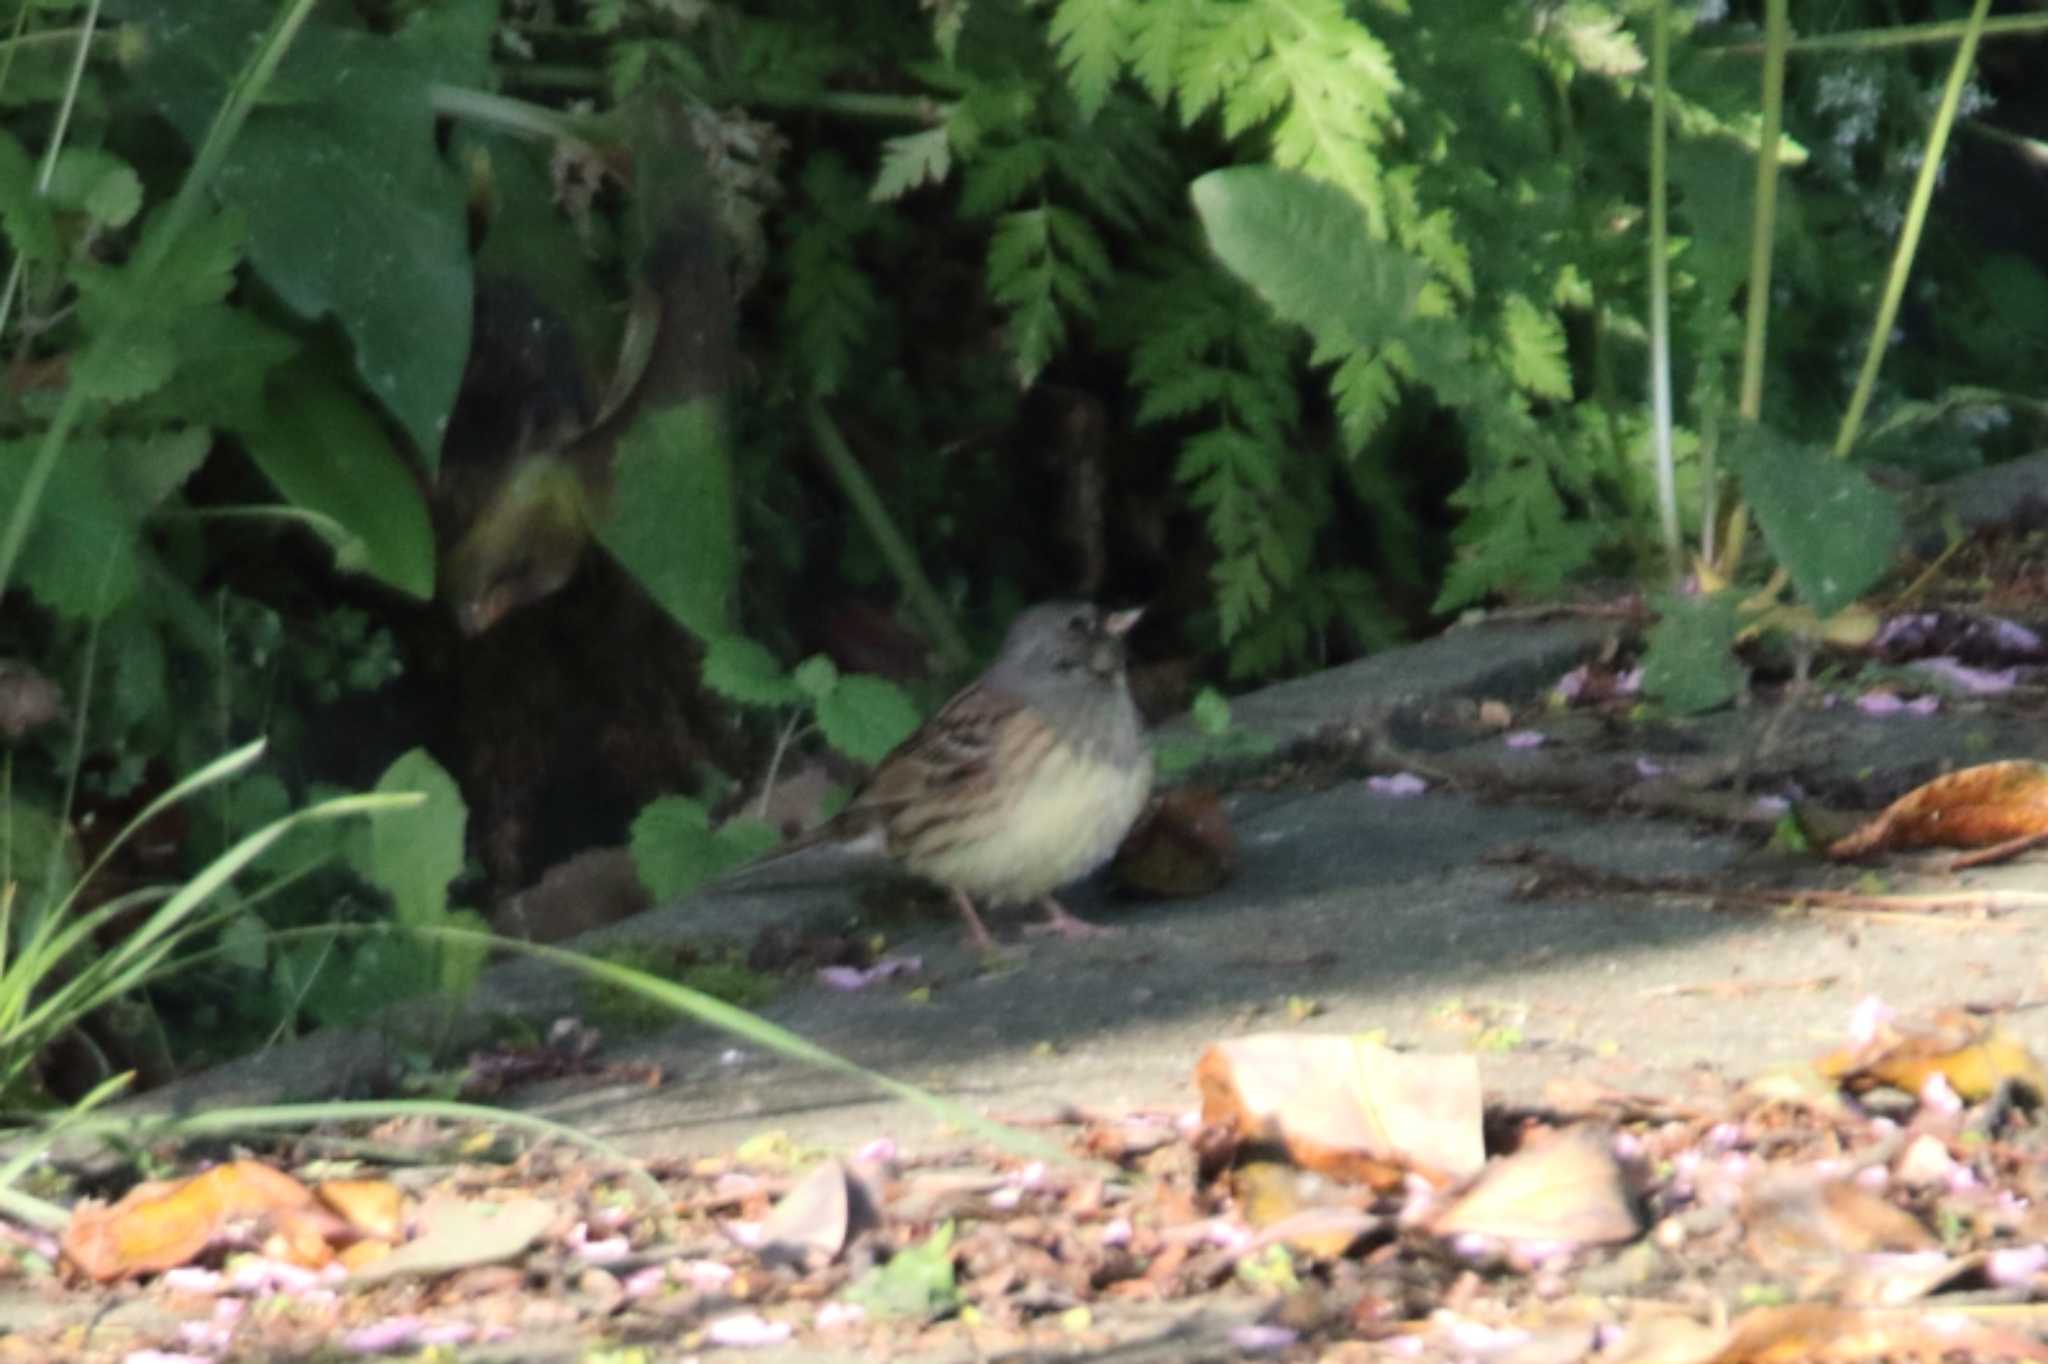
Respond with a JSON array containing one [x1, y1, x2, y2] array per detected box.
[[1067, 611, 1091, 633]]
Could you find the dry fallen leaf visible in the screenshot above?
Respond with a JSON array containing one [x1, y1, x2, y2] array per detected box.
[[1430, 1125, 1641, 1247], [756, 1158, 881, 1265], [1815, 1007, 2047, 1102], [61, 1160, 336, 1282], [1111, 787, 1238, 898], [346, 1197, 558, 1284], [1706, 1303, 2048, 1363], [1827, 761, 2048, 859], [1195, 1034, 1484, 1188], [1230, 1162, 1376, 1259], [315, 1179, 405, 1242]]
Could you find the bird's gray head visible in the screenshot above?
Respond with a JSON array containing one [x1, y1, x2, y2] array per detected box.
[[990, 601, 1141, 685]]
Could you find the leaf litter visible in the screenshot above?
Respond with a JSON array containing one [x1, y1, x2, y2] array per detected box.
[[15, 997, 2048, 1362]]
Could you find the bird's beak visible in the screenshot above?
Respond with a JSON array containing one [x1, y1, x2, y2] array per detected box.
[[1104, 606, 1145, 638]]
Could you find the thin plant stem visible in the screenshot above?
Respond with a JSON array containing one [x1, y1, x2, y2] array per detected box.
[[1737, 0, 1787, 424], [1832, 0, 1992, 459], [804, 398, 971, 670], [1707, 10, 2048, 56], [1646, 0, 1678, 576], [1719, 0, 1790, 575]]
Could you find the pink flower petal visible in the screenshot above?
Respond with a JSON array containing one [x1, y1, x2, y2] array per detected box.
[[707, 1313, 793, 1347]]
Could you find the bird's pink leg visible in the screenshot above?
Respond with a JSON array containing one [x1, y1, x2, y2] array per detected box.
[[952, 890, 997, 951], [1025, 896, 1117, 940]]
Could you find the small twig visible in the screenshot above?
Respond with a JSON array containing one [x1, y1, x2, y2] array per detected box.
[[753, 711, 808, 822], [1639, 974, 1839, 1000], [804, 398, 971, 670]]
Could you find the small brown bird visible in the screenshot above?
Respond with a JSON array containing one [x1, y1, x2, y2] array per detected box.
[[823, 601, 1153, 948]]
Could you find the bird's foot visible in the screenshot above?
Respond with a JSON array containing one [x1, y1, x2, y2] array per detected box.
[[953, 890, 998, 952], [1024, 896, 1118, 941]]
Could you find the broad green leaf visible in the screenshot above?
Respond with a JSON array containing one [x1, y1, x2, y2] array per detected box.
[[394, 0, 499, 87], [630, 795, 765, 901], [703, 636, 802, 707], [0, 129, 54, 263], [1191, 686, 1232, 736], [1641, 593, 1744, 716], [362, 749, 466, 930], [240, 355, 436, 599], [47, 148, 143, 229], [793, 655, 840, 701], [870, 128, 952, 202], [598, 401, 735, 641], [1726, 424, 1901, 617], [815, 674, 920, 764], [845, 1222, 961, 1320], [114, 0, 471, 460]]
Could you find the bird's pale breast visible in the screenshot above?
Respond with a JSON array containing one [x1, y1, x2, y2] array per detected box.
[[899, 733, 1152, 905]]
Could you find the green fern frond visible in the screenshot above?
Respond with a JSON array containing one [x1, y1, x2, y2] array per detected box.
[[959, 139, 1050, 217], [1049, 0, 1137, 120], [870, 127, 953, 202], [1499, 293, 1572, 401], [987, 207, 1101, 386], [783, 155, 881, 397]]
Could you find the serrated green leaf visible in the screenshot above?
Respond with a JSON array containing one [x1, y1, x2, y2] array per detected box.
[[1725, 424, 1902, 617], [1640, 592, 1744, 716], [70, 330, 177, 402], [870, 127, 952, 202], [1191, 686, 1231, 736], [703, 636, 801, 707], [130, 304, 300, 432], [1500, 293, 1571, 400], [815, 674, 920, 764], [1050, 0, 1132, 120], [0, 438, 140, 618], [107, 426, 210, 513], [0, 128, 54, 263], [793, 655, 840, 701], [241, 354, 436, 598], [361, 748, 466, 929], [597, 400, 735, 641]]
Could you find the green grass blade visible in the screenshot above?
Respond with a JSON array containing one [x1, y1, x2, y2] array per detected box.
[[1832, 0, 1993, 458], [423, 925, 1076, 1165]]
